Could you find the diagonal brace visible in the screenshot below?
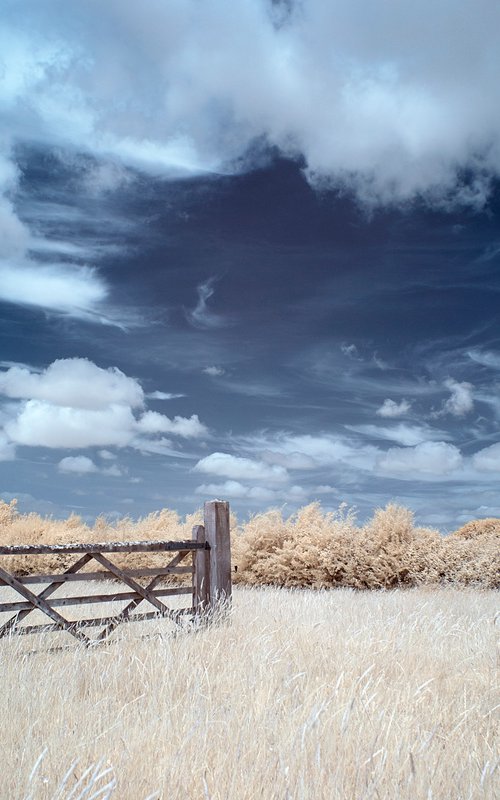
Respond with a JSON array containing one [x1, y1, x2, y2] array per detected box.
[[92, 552, 183, 614], [95, 550, 190, 641], [0, 564, 90, 643], [0, 554, 93, 638]]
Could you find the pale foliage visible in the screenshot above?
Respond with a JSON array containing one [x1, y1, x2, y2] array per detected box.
[[0, 500, 498, 587], [232, 502, 499, 589], [1, 588, 498, 799]]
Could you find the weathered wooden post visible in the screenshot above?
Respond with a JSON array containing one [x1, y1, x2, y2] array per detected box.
[[203, 499, 232, 609], [192, 523, 209, 611]]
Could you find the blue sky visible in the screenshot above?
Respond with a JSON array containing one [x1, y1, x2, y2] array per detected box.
[[1, 0, 500, 528]]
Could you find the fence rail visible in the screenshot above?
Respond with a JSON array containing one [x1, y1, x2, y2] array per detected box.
[[0, 500, 231, 645], [0, 539, 207, 555]]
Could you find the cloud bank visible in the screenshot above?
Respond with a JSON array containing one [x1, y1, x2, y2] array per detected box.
[[0, 358, 208, 455], [1, 0, 500, 208], [1, 0, 499, 324]]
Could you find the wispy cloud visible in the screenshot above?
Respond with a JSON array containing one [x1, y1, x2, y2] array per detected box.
[[0, 146, 141, 326], [228, 426, 500, 488], [467, 349, 500, 370], [345, 423, 450, 447], [195, 480, 277, 502], [146, 391, 186, 400], [340, 343, 360, 359], [185, 278, 228, 329], [0, 262, 109, 322], [217, 378, 284, 398], [0, 432, 16, 461]]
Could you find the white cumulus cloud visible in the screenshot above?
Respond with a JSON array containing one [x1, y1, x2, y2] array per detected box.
[[0, 358, 144, 410], [377, 441, 462, 476], [203, 366, 225, 377], [472, 442, 500, 472], [58, 456, 98, 475], [441, 379, 474, 417], [0, 358, 207, 454], [6, 401, 137, 449], [376, 398, 411, 418], [194, 452, 289, 483], [99, 450, 117, 460], [136, 411, 207, 438]]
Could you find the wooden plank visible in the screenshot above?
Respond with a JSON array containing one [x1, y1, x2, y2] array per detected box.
[[204, 500, 232, 606], [91, 554, 173, 613], [93, 551, 190, 640], [0, 540, 207, 556], [0, 553, 93, 639], [0, 565, 90, 643], [16, 566, 192, 585], [0, 586, 193, 613], [192, 525, 210, 611], [10, 608, 196, 637]]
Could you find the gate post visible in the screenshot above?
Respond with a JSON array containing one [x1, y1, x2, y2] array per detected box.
[[192, 524, 209, 611], [203, 500, 232, 609]]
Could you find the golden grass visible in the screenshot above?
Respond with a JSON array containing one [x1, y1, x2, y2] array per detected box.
[[1, 587, 498, 799], [1, 499, 498, 589]]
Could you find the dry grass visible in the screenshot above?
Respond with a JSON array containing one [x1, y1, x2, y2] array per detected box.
[[1, 586, 498, 799], [1, 499, 498, 589]]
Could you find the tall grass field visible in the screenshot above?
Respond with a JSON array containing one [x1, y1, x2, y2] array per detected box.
[[0, 500, 498, 798]]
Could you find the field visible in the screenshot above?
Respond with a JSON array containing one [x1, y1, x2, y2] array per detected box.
[[1, 586, 498, 799], [0, 500, 498, 798]]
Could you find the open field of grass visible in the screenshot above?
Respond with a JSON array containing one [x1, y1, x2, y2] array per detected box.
[[1, 586, 498, 799]]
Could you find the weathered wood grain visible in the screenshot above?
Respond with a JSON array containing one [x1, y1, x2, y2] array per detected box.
[[0, 553, 93, 638], [0, 565, 90, 643], [204, 500, 232, 606], [15, 566, 192, 585], [192, 524, 210, 611], [11, 608, 196, 637], [93, 550, 191, 640], [0, 586, 193, 613], [0, 509, 232, 643], [0, 540, 207, 555]]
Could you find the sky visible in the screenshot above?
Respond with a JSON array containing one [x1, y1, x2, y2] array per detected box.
[[1, 0, 500, 529]]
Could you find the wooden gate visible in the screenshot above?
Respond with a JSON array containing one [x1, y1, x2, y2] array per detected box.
[[0, 500, 231, 645]]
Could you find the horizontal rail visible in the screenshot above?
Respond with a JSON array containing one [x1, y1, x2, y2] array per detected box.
[[7, 609, 196, 637], [0, 539, 209, 556], [0, 586, 193, 613], [6, 566, 192, 585]]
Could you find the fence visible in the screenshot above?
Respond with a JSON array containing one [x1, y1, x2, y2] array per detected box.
[[0, 500, 231, 645]]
